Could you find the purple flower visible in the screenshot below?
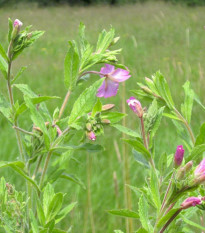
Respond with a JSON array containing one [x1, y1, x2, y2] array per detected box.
[[126, 97, 143, 118], [87, 131, 96, 141], [97, 64, 131, 98], [13, 19, 23, 28], [195, 158, 205, 176], [181, 197, 201, 209], [174, 145, 184, 167]]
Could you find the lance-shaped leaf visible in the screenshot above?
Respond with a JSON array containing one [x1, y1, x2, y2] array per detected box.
[[112, 124, 140, 137], [11, 66, 27, 84], [150, 169, 161, 211], [138, 195, 149, 231], [0, 43, 8, 62], [60, 173, 86, 189], [133, 149, 150, 168], [24, 95, 50, 150], [55, 202, 77, 224], [0, 93, 12, 122], [181, 81, 194, 124], [124, 139, 151, 161], [0, 54, 8, 79], [195, 122, 205, 146], [64, 41, 80, 90], [157, 208, 180, 229], [43, 183, 55, 218], [101, 112, 126, 124], [96, 27, 115, 53], [68, 78, 104, 125], [108, 209, 139, 219], [8, 18, 13, 43], [0, 161, 40, 192], [181, 216, 205, 231], [30, 210, 39, 233], [186, 144, 205, 162]]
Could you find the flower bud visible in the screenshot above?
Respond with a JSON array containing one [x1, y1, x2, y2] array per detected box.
[[12, 19, 23, 39], [176, 161, 193, 179], [194, 174, 205, 185], [181, 197, 201, 209], [86, 131, 96, 141], [174, 145, 184, 167], [126, 97, 143, 118], [102, 104, 115, 111], [86, 123, 92, 131], [101, 119, 111, 124], [195, 158, 205, 177]]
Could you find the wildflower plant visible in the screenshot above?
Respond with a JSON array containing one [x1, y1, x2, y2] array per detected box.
[[109, 72, 205, 232], [0, 19, 129, 232]]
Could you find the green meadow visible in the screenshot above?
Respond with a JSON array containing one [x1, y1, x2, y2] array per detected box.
[[0, 2, 205, 232]]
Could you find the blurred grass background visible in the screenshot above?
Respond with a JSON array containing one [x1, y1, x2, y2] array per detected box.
[[0, 1, 205, 232]]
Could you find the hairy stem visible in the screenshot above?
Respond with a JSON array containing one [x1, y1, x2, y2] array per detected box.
[[39, 150, 52, 188], [159, 209, 182, 233], [59, 90, 71, 119]]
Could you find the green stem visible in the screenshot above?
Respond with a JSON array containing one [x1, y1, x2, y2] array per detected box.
[[59, 90, 71, 119], [174, 108, 195, 144], [39, 150, 52, 188]]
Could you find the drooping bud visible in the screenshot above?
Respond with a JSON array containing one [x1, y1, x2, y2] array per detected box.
[[181, 197, 201, 209], [174, 145, 184, 167], [126, 97, 143, 118], [195, 158, 205, 177], [176, 161, 193, 180], [86, 131, 96, 141]]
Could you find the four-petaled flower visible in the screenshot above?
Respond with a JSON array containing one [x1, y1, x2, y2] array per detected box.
[[181, 197, 201, 209], [174, 145, 184, 167], [97, 64, 131, 98]]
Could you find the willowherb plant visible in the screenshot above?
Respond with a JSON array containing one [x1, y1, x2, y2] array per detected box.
[[109, 72, 205, 232], [0, 18, 130, 232]]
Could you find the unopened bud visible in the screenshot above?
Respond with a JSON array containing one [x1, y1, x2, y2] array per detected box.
[[86, 131, 96, 141], [194, 174, 205, 185], [141, 86, 153, 94], [195, 158, 205, 177], [181, 197, 201, 209], [174, 145, 184, 167], [86, 123, 92, 131], [12, 19, 23, 39], [101, 119, 111, 124], [27, 32, 32, 39], [176, 161, 193, 180], [102, 104, 115, 111], [126, 97, 143, 118], [110, 37, 120, 46]]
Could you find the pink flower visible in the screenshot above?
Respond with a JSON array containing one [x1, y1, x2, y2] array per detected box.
[[87, 131, 96, 141], [174, 145, 184, 167], [181, 197, 201, 209], [126, 97, 143, 118], [97, 64, 131, 98], [195, 158, 205, 176], [13, 19, 23, 28]]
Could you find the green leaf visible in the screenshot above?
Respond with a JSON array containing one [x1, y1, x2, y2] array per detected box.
[[114, 230, 124, 233], [64, 41, 80, 90], [68, 79, 104, 125], [150, 106, 165, 138], [154, 71, 174, 109], [186, 144, 205, 162], [195, 122, 205, 146], [11, 66, 27, 84], [101, 112, 126, 124], [150, 169, 161, 211], [0, 161, 40, 192], [158, 152, 167, 175], [16, 95, 60, 117], [163, 113, 181, 121], [132, 149, 150, 168], [24, 95, 50, 150], [55, 202, 77, 224], [46, 193, 63, 222], [108, 209, 139, 219], [0, 93, 11, 122], [60, 173, 86, 189], [43, 183, 55, 217], [181, 216, 205, 231], [30, 210, 39, 233], [136, 228, 148, 233], [8, 18, 13, 42], [36, 197, 46, 226], [96, 27, 115, 53], [0, 43, 8, 62], [91, 98, 102, 116], [157, 208, 179, 229], [0, 54, 8, 79], [138, 195, 149, 231], [194, 93, 205, 111], [112, 124, 140, 137], [124, 139, 151, 161], [181, 81, 194, 124]]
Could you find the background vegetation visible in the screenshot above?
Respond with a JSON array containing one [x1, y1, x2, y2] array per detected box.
[[0, 1, 205, 232]]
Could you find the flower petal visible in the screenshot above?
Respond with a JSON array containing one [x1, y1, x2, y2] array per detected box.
[[112, 68, 131, 82], [97, 79, 119, 98], [100, 64, 115, 77]]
